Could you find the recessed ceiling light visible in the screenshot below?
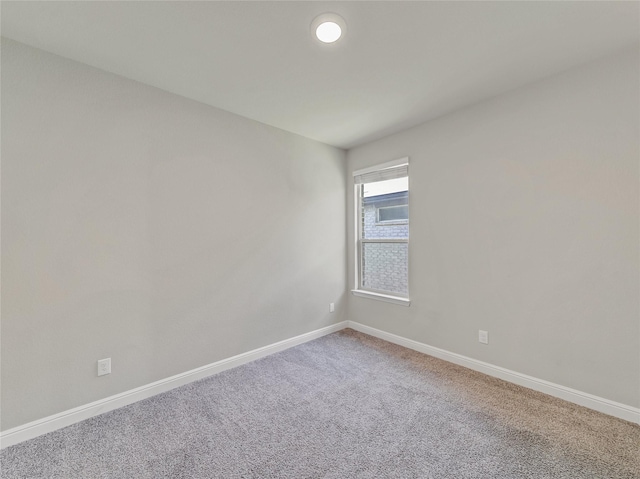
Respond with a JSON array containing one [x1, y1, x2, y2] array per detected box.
[[316, 21, 342, 43], [311, 13, 346, 44]]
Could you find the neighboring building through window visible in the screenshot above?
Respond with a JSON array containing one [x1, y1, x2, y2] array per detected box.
[[353, 158, 409, 304], [377, 203, 408, 224]]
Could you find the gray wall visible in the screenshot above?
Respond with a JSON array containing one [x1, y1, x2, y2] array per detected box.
[[1, 39, 347, 430], [347, 47, 640, 408], [2, 37, 638, 433]]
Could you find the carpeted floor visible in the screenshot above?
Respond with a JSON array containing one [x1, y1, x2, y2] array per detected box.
[[1, 329, 639, 478]]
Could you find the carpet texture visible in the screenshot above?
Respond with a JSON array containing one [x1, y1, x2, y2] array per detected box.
[[1, 329, 639, 478]]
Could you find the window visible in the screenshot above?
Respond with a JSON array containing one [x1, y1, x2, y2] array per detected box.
[[353, 158, 409, 305], [377, 204, 409, 224]]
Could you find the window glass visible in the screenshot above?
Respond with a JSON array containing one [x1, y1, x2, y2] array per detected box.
[[355, 163, 409, 298]]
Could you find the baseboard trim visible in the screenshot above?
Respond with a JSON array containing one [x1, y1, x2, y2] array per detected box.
[[347, 321, 640, 425], [0, 321, 349, 449], [4, 319, 637, 448]]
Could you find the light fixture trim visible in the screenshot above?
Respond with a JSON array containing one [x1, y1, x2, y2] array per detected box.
[[311, 13, 346, 44]]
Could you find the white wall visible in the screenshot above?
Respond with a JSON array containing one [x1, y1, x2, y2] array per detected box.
[[347, 47, 639, 408], [1, 39, 347, 430]]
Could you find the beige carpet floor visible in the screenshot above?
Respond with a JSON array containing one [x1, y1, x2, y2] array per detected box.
[[1, 329, 639, 478]]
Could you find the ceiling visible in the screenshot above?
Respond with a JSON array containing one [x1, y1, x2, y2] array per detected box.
[[2, 1, 639, 149]]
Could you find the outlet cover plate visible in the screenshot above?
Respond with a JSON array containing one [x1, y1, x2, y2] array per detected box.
[[479, 330, 489, 344], [98, 358, 111, 376]]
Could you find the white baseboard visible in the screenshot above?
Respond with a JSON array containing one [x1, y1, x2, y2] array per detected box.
[[0, 321, 349, 449], [347, 321, 640, 425], [3, 319, 637, 449]]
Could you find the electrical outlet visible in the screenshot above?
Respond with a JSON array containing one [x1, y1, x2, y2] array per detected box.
[[478, 330, 489, 344], [98, 358, 111, 376], [329, 303, 335, 313]]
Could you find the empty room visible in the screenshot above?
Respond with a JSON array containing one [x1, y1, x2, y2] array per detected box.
[[1, 1, 639, 478]]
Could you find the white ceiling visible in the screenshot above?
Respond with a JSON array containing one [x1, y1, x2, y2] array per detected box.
[[2, 1, 639, 149]]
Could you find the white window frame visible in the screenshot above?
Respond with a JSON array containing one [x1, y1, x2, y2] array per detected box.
[[352, 158, 410, 306]]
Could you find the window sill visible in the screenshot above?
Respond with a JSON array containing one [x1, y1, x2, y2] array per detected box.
[[351, 290, 411, 307]]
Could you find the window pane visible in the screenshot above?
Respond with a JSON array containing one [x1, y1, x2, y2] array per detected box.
[[362, 178, 408, 240], [362, 242, 408, 295], [355, 162, 409, 298], [363, 202, 408, 239]]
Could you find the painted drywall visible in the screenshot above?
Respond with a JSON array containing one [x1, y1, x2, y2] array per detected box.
[[347, 47, 640, 408], [1, 39, 346, 431]]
